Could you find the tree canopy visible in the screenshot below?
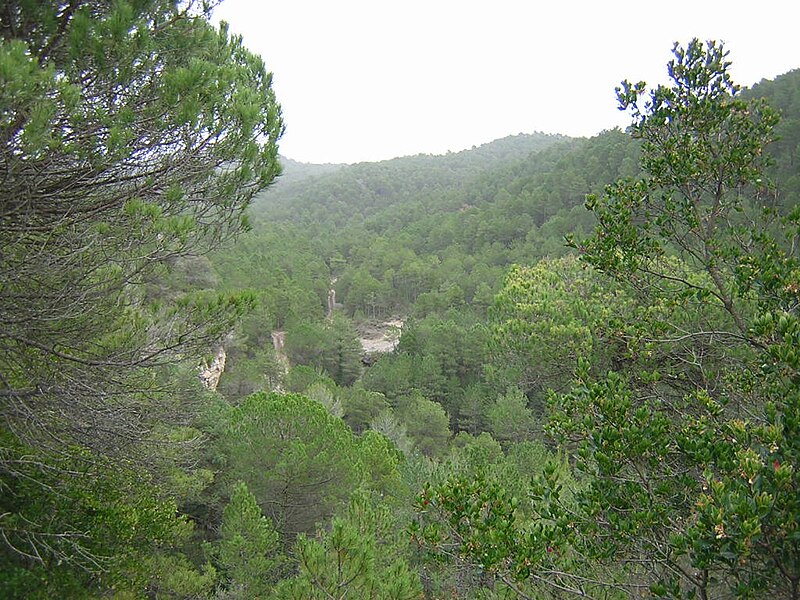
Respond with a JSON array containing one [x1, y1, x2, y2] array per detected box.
[[0, 0, 283, 589], [5, 11, 800, 596], [415, 39, 800, 599]]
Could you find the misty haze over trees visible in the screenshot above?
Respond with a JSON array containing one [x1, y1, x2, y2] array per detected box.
[[2, 2, 800, 599]]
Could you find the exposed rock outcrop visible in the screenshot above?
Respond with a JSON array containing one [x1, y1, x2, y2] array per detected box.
[[199, 346, 226, 391], [271, 330, 290, 391], [359, 318, 404, 364]]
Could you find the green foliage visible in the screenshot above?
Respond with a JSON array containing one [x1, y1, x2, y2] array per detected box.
[[217, 343, 284, 402], [284, 316, 363, 386], [306, 381, 344, 417], [579, 40, 778, 335], [562, 40, 799, 598], [411, 463, 609, 599], [210, 224, 330, 328], [284, 365, 338, 394], [0, 430, 188, 598], [395, 393, 453, 458], [746, 69, 800, 207], [340, 386, 390, 433], [358, 430, 409, 501], [369, 409, 415, 456], [400, 314, 491, 414], [273, 492, 422, 599], [1, 0, 283, 584], [414, 475, 537, 578], [362, 353, 433, 402], [486, 388, 537, 446], [414, 40, 800, 599], [489, 256, 632, 403], [138, 552, 218, 600], [344, 267, 394, 318], [217, 392, 363, 539], [8, 7, 800, 595], [242, 128, 640, 327], [213, 481, 282, 597], [447, 432, 505, 475]]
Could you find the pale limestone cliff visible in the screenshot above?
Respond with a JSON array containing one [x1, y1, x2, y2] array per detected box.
[[199, 346, 226, 391]]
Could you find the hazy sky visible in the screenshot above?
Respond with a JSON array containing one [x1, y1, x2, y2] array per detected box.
[[212, 0, 800, 164]]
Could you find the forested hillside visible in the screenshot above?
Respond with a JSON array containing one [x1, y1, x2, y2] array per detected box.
[[2, 6, 800, 598]]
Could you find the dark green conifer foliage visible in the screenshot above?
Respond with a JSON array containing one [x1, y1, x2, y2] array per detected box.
[[214, 481, 282, 597], [217, 392, 362, 538], [0, 0, 283, 586]]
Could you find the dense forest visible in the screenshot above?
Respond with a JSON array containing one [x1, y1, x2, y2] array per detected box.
[[2, 3, 800, 599]]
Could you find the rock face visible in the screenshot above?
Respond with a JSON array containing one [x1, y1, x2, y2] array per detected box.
[[358, 318, 404, 363], [271, 330, 290, 391], [199, 346, 227, 391], [327, 288, 336, 319], [272, 331, 289, 367]]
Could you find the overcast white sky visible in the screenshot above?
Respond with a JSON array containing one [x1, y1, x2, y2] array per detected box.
[[212, 0, 800, 164]]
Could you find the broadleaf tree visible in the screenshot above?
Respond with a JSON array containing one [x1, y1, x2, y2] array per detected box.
[[415, 40, 800, 599], [562, 39, 799, 598]]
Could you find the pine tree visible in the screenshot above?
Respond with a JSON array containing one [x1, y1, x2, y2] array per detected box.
[[215, 481, 282, 597]]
